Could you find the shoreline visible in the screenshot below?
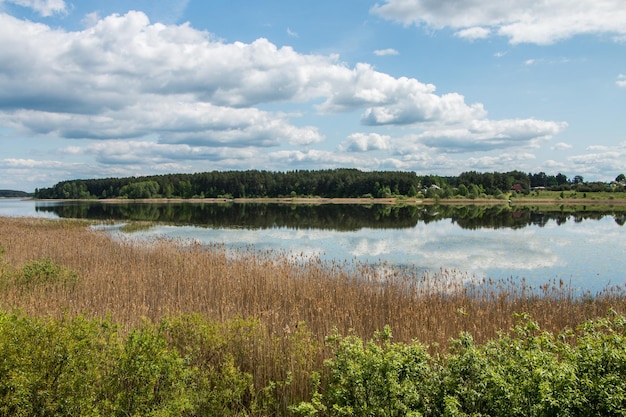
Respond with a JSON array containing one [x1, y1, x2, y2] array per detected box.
[[26, 196, 626, 206]]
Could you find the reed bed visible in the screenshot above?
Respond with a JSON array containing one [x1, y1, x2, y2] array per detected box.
[[1, 216, 625, 407]]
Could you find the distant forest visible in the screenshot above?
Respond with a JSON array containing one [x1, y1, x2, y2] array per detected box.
[[0, 190, 32, 198], [34, 169, 626, 200]]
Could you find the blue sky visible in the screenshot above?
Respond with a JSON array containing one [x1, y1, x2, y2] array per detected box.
[[1, 0, 625, 192]]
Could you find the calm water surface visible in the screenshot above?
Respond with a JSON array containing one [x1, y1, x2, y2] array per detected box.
[[1, 198, 625, 294]]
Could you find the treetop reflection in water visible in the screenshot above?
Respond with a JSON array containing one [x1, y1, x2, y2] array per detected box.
[[34, 200, 626, 230]]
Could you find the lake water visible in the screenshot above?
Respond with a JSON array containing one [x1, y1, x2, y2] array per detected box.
[[1, 198, 625, 294]]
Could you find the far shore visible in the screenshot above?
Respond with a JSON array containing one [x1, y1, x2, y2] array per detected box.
[[28, 196, 626, 206]]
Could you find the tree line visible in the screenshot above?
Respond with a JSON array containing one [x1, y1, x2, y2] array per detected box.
[[33, 169, 626, 200]]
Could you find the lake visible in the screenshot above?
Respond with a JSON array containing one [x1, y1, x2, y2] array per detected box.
[[1, 198, 625, 294]]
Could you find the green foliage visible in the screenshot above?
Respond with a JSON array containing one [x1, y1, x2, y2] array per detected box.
[[297, 313, 626, 417], [19, 258, 78, 288], [570, 311, 626, 415], [295, 326, 438, 416], [0, 255, 80, 290], [120, 180, 161, 199], [1, 311, 626, 416], [441, 315, 578, 417], [36, 169, 422, 200], [0, 313, 117, 417], [162, 314, 257, 415], [100, 322, 194, 416], [0, 313, 299, 417]]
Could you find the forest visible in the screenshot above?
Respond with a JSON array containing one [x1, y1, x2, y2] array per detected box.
[[33, 169, 626, 200], [0, 190, 31, 198]]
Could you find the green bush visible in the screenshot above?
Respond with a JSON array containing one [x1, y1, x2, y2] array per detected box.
[[1, 311, 625, 416], [439, 312, 626, 416], [296, 313, 626, 417], [19, 258, 78, 287], [0, 313, 116, 417], [569, 311, 626, 415], [440, 315, 578, 416], [100, 323, 194, 417], [294, 326, 438, 416], [163, 314, 256, 415]]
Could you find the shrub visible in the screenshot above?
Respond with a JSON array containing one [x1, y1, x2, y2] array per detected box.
[[0, 313, 116, 417], [100, 322, 194, 417], [569, 311, 626, 415], [294, 326, 438, 416], [19, 258, 78, 288], [162, 315, 256, 415]]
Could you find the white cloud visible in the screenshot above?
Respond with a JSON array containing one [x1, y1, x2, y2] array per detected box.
[[0, 0, 65, 16], [65, 140, 260, 166], [0, 10, 571, 189], [269, 149, 370, 169], [0, 11, 556, 144], [3, 157, 63, 168], [373, 48, 399, 56], [586, 144, 610, 151], [397, 119, 567, 153], [617, 74, 626, 88], [317, 63, 488, 125], [371, 0, 626, 44], [340, 133, 391, 152], [0, 12, 330, 147], [551, 142, 572, 150], [81, 11, 100, 28], [287, 27, 298, 37], [455, 26, 490, 41], [466, 152, 536, 171], [567, 142, 626, 179]]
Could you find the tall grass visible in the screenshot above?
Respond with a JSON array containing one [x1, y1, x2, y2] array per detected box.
[[0, 216, 624, 411]]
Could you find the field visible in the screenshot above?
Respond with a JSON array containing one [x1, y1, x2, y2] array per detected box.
[[1, 216, 625, 416], [514, 189, 626, 202]]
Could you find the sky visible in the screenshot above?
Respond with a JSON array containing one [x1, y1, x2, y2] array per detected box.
[[0, 0, 625, 192]]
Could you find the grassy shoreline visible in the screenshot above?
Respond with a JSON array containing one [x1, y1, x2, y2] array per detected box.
[[30, 195, 626, 206]]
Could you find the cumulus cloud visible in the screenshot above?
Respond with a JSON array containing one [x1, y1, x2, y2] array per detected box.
[[455, 27, 490, 41], [618, 74, 626, 88], [269, 149, 370, 169], [65, 140, 259, 166], [397, 119, 567, 153], [551, 142, 572, 150], [0, 0, 65, 16], [316, 63, 488, 125], [371, 0, 626, 44], [567, 142, 626, 179], [0, 12, 332, 147], [466, 152, 536, 171], [0, 11, 559, 145], [0, 10, 569, 188], [2, 157, 63, 168], [340, 133, 391, 152]]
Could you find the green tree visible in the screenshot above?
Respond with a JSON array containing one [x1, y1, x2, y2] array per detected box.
[[119, 181, 160, 199]]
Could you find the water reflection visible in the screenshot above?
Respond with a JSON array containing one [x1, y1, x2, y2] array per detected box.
[[34, 201, 626, 230], [1, 199, 623, 293]]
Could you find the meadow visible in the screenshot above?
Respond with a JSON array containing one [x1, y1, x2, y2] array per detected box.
[[0, 216, 625, 416]]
